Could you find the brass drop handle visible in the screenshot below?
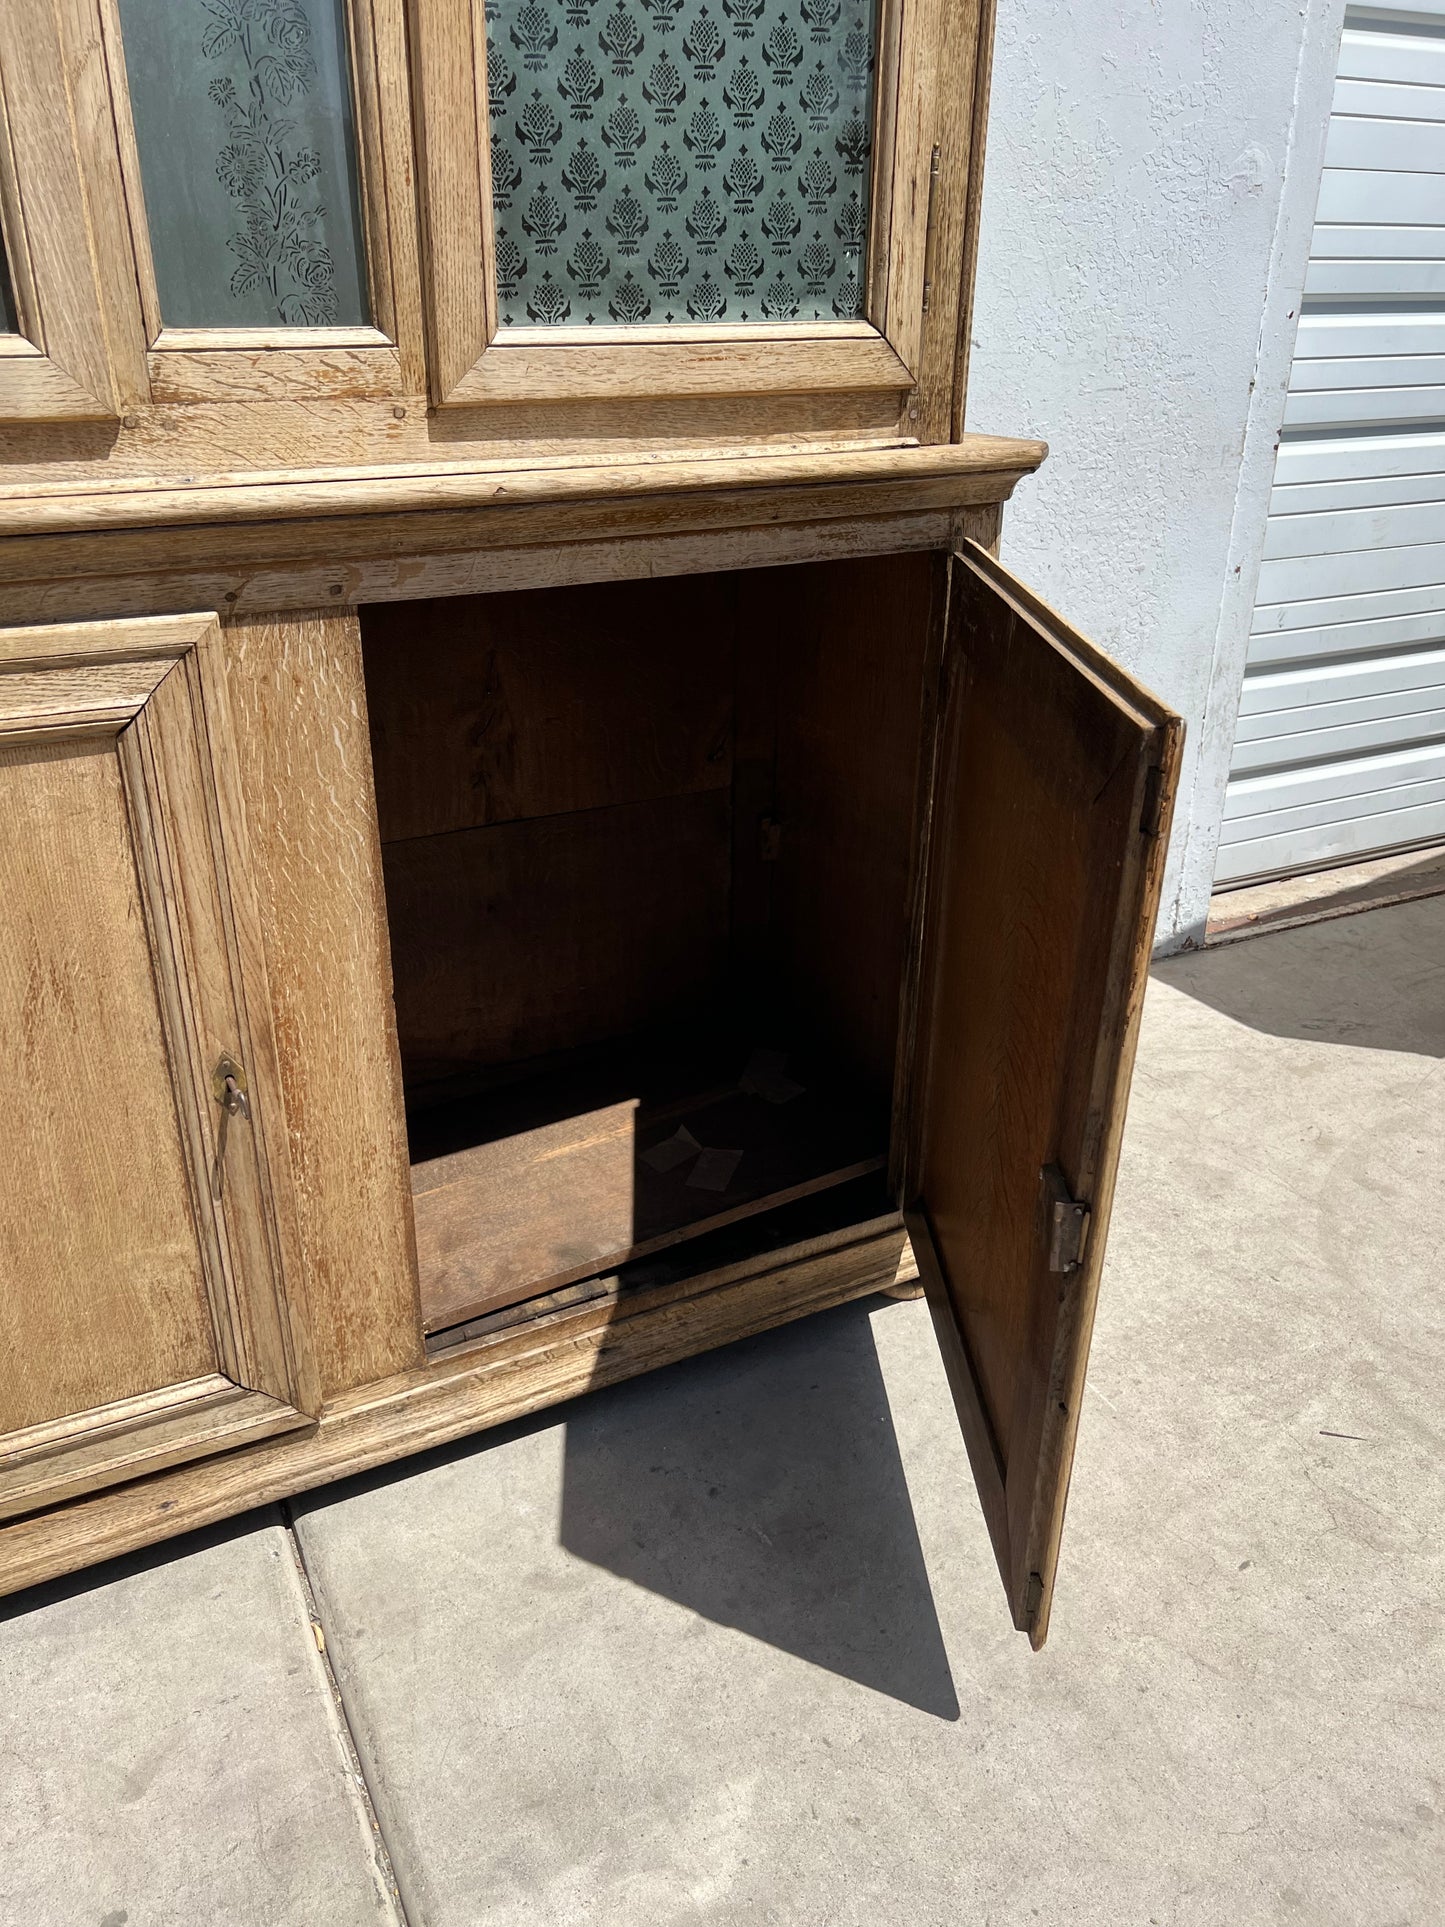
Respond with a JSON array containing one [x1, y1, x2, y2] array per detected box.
[[220, 1072, 250, 1122], [211, 1054, 251, 1198]]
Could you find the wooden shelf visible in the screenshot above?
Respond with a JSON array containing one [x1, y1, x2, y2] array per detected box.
[[409, 1032, 889, 1334]]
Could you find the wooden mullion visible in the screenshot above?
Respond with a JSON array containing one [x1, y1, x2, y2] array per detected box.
[[55, 0, 149, 404], [218, 607, 424, 1402], [411, 0, 492, 402], [343, 0, 398, 348], [865, 0, 906, 332], [92, 0, 161, 345]]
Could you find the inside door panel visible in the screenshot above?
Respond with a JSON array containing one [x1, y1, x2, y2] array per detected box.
[[906, 542, 1183, 1646]]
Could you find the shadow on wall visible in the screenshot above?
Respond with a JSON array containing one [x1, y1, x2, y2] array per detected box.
[[559, 1298, 961, 1722], [1158, 892, 1445, 1060]]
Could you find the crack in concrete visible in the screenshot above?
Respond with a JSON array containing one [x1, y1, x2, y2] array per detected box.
[[281, 1504, 416, 1927]]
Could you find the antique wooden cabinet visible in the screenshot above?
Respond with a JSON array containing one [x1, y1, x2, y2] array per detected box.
[[0, 0, 1180, 1644]]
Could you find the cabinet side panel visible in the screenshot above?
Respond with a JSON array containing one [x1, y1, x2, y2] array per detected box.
[[0, 735, 216, 1428], [223, 611, 422, 1395]]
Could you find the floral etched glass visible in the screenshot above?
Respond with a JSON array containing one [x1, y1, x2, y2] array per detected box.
[[484, 0, 877, 326], [116, 0, 369, 329]]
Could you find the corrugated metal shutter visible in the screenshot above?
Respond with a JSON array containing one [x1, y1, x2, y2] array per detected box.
[[1218, 4, 1445, 885]]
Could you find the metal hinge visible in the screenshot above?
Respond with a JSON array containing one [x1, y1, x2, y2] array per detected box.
[[1042, 1162, 1091, 1274], [1023, 1570, 1045, 1628], [920, 143, 943, 314], [1140, 764, 1167, 838]]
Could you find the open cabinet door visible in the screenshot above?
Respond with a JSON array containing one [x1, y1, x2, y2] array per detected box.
[[904, 542, 1183, 1647]]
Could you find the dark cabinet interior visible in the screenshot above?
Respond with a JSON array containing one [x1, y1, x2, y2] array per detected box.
[[360, 553, 946, 1340]]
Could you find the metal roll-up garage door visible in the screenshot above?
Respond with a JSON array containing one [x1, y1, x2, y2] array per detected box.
[[1218, 3, 1445, 885]]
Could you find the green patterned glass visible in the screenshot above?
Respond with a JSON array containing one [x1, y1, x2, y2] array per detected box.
[[116, 0, 369, 328], [484, 0, 876, 325]]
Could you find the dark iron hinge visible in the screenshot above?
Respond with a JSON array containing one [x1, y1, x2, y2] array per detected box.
[[920, 143, 943, 315], [1042, 1162, 1091, 1274], [1140, 764, 1167, 838], [1023, 1571, 1045, 1627]]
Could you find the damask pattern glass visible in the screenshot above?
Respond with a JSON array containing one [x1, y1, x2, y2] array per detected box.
[[117, 0, 369, 328], [485, 0, 877, 325]]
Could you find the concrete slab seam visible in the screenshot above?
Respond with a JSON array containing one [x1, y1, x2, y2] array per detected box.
[[280, 1502, 416, 1927]]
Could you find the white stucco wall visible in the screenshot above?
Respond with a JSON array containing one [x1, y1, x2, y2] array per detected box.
[[964, 0, 1346, 947]]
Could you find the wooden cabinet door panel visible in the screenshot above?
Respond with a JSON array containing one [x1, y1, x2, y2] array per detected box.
[[0, 614, 314, 1519], [904, 543, 1183, 1646]]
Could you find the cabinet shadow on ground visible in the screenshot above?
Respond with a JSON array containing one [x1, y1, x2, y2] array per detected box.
[[1159, 891, 1445, 1059], [0, 1308, 960, 1726], [559, 1297, 961, 1721]]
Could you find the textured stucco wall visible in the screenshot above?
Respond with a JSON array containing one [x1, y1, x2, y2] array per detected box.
[[965, 0, 1346, 946]]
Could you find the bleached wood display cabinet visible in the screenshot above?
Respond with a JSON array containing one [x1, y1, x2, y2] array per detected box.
[[0, 0, 1180, 1644]]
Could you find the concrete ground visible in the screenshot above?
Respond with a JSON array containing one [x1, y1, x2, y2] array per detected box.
[[3, 897, 1442, 1926]]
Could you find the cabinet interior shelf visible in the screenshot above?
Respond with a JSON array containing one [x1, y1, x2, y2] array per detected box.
[[409, 1026, 890, 1335]]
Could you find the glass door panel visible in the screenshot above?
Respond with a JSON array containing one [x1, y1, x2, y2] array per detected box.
[[115, 0, 370, 328], [484, 0, 877, 325]]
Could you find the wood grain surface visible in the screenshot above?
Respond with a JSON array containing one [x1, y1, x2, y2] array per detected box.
[[762, 552, 944, 1100], [906, 543, 1182, 1646], [0, 732, 215, 1430], [383, 789, 734, 1086], [222, 611, 424, 1397], [363, 579, 735, 840], [0, 613, 316, 1513]]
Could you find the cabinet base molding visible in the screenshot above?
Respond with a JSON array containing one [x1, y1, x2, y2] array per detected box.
[[0, 1225, 908, 1602]]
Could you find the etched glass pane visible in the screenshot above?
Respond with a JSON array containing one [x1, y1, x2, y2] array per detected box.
[[485, 0, 876, 325], [117, 0, 369, 328]]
